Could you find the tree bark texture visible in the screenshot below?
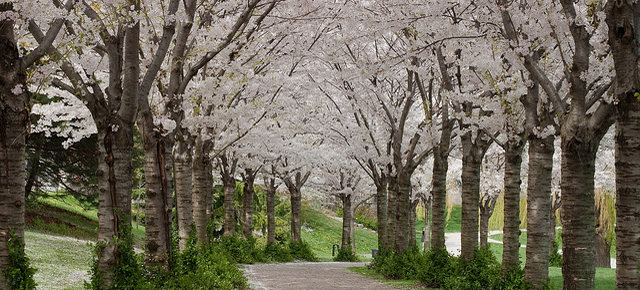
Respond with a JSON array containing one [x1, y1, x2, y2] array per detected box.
[[605, 3, 640, 288], [242, 168, 257, 239], [266, 178, 277, 244], [289, 187, 302, 243], [341, 194, 353, 250], [192, 137, 212, 245], [408, 200, 418, 249], [524, 136, 554, 288], [386, 175, 398, 251], [394, 175, 412, 253], [174, 141, 193, 251], [502, 141, 524, 274], [0, 22, 27, 288], [430, 145, 449, 251], [219, 155, 237, 237], [479, 194, 498, 249], [423, 197, 431, 251], [375, 180, 388, 251]]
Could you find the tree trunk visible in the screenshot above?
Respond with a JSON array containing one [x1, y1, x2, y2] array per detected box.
[[289, 186, 302, 243], [386, 175, 398, 251], [174, 141, 193, 251], [479, 206, 490, 249], [502, 141, 524, 274], [594, 226, 611, 268], [549, 194, 561, 258], [394, 175, 411, 253], [266, 178, 277, 244], [560, 142, 597, 289], [604, 4, 640, 288], [222, 178, 236, 237], [375, 180, 388, 251], [242, 169, 256, 239], [423, 197, 431, 251], [408, 200, 418, 249], [460, 133, 487, 262], [0, 24, 28, 288], [341, 194, 353, 250], [430, 146, 449, 251], [25, 148, 41, 200], [192, 137, 212, 245], [524, 136, 554, 288]]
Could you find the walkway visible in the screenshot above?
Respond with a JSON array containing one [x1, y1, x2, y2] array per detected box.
[[242, 262, 396, 290]]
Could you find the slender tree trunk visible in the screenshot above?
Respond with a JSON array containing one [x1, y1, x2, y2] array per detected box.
[[549, 195, 560, 258], [25, 148, 41, 200], [375, 180, 388, 251], [242, 169, 256, 239], [460, 133, 487, 262], [560, 142, 598, 289], [423, 197, 431, 251], [479, 205, 490, 249], [192, 137, 212, 245], [174, 141, 193, 250], [266, 178, 277, 244], [394, 175, 411, 253], [386, 175, 398, 251], [408, 200, 418, 249], [289, 186, 302, 243], [594, 224, 611, 268], [604, 4, 640, 288], [524, 136, 554, 288], [0, 24, 28, 288], [222, 178, 236, 236], [341, 194, 353, 249], [502, 141, 524, 274]]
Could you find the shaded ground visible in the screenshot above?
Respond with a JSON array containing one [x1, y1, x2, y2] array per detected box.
[[242, 262, 397, 289]]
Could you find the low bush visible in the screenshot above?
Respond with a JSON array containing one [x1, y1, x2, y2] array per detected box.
[[264, 242, 294, 263], [4, 231, 37, 290], [215, 235, 266, 264], [289, 240, 317, 261], [333, 246, 359, 262], [371, 247, 529, 290]]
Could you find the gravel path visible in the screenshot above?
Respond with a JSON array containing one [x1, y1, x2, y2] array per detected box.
[[242, 262, 396, 290]]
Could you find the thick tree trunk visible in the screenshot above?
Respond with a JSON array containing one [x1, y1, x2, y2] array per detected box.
[[140, 129, 173, 266], [560, 142, 597, 289], [192, 137, 212, 245], [386, 175, 398, 251], [502, 141, 524, 274], [394, 175, 411, 253], [524, 136, 554, 288], [266, 178, 277, 244], [460, 132, 489, 262], [604, 4, 640, 288], [289, 187, 302, 243], [423, 197, 431, 251], [242, 169, 256, 239], [341, 195, 353, 249], [430, 147, 449, 250], [0, 26, 28, 288], [174, 141, 193, 251], [460, 148, 482, 262]]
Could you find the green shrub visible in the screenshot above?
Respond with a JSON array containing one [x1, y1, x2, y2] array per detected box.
[[333, 246, 359, 262], [549, 240, 562, 267], [264, 242, 294, 263], [215, 235, 265, 264], [289, 241, 317, 261], [354, 207, 377, 231], [4, 231, 37, 290]]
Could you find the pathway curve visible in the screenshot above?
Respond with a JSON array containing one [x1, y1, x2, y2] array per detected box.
[[242, 262, 396, 290]]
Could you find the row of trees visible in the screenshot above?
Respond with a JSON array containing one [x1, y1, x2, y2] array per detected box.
[[1, 1, 639, 290]]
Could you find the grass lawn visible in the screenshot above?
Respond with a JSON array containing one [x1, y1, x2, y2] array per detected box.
[[347, 266, 424, 289], [25, 231, 93, 290], [301, 205, 378, 261]]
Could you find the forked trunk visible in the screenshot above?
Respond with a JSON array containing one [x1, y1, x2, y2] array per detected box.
[[242, 169, 256, 239], [289, 187, 302, 243], [524, 136, 553, 288], [174, 141, 193, 250], [560, 142, 597, 289], [0, 26, 28, 288], [502, 141, 524, 274], [604, 3, 640, 287]]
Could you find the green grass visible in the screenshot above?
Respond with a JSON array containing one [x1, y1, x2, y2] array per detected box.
[[548, 267, 615, 290], [347, 266, 424, 289], [25, 231, 93, 290], [301, 205, 378, 261]]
